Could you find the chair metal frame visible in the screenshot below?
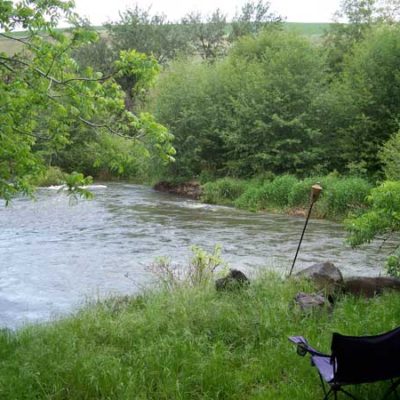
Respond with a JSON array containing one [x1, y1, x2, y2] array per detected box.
[[289, 329, 400, 400]]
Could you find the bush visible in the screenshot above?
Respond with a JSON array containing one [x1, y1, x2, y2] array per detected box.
[[288, 177, 321, 208], [201, 178, 248, 205], [267, 175, 299, 208], [318, 177, 372, 219], [234, 184, 263, 211], [33, 166, 65, 187], [345, 181, 400, 247], [380, 130, 400, 181], [235, 175, 297, 211]]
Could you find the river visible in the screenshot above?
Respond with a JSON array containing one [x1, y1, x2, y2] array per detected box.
[[0, 183, 390, 328]]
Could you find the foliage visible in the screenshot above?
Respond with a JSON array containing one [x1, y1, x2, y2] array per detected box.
[[380, 130, 400, 181], [385, 253, 400, 278], [229, 0, 283, 40], [0, 1, 174, 201], [201, 178, 249, 205], [317, 176, 372, 218], [63, 171, 93, 201], [345, 181, 400, 247], [107, 6, 190, 65], [147, 245, 227, 290], [203, 175, 372, 220], [1, 274, 400, 398], [315, 24, 400, 176], [324, 0, 375, 69], [154, 30, 327, 179], [31, 166, 65, 187]]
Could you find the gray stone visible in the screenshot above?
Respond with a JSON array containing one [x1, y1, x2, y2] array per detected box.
[[344, 276, 400, 298], [294, 292, 332, 312], [295, 262, 344, 294], [215, 269, 250, 291]]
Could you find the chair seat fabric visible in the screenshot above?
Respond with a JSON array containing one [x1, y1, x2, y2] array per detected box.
[[312, 355, 334, 383]]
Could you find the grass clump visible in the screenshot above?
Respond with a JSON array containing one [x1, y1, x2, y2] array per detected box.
[[1, 273, 400, 399], [31, 166, 66, 187], [201, 178, 249, 205], [204, 174, 372, 221]]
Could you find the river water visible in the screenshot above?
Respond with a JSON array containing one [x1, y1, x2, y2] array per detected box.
[[0, 183, 390, 328]]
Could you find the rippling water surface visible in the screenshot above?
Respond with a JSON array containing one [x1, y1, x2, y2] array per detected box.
[[0, 183, 390, 328]]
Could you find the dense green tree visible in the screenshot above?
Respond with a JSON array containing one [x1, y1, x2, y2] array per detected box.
[[318, 24, 400, 175], [0, 0, 174, 201], [107, 6, 189, 65], [324, 0, 376, 73], [181, 9, 228, 62], [379, 130, 400, 181], [229, 0, 283, 41], [220, 31, 326, 176], [154, 30, 327, 178]]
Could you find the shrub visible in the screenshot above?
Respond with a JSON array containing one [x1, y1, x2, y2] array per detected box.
[[288, 177, 321, 208], [235, 175, 297, 211], [147, 245, 227, 289], [234, 184, 263, 211], [267, 175, 298, 208], [33, 166, 65, 187], [201, 178, 248, 205], [345, 181, 400, 246], [319, 177, 372, 218]]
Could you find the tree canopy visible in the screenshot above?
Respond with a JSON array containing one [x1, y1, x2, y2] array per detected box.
[[0, 0, 174, 201]]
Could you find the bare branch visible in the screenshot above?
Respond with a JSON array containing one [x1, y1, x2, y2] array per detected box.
[[0, 55, 113, 85], [0, 32, 38, 51], [13, 127, 51, 141], [78, 116, 144, 140]]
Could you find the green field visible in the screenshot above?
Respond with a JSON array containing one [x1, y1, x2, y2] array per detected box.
[[284, 22, 331, 37]]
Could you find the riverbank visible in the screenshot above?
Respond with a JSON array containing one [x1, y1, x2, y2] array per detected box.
[[155, 175, 373, 222], [1, 273, 399, 399]]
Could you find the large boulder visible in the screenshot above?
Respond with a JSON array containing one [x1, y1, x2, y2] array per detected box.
[[344, 276, 400, 298], [215, 269, 250, 291], [295, 262, 344, 294]]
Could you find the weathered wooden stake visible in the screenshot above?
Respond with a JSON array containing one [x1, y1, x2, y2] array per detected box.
[[288, 184, 322, 277]]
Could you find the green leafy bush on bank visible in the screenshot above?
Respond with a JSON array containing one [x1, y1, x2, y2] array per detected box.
[[0, 273, 399, 399], [202, 175, 372, 220], [201, 178, 249, 205]]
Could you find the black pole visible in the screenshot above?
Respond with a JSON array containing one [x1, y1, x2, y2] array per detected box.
[[288, 200, 315, 277]]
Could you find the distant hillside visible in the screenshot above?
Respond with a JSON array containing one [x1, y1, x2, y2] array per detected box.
[[0, 22, 332, 56]]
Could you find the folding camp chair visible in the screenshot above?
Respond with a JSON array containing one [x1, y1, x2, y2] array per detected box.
[[289, 326, 400, 399]]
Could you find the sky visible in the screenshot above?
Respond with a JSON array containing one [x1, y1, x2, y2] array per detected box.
[[73, 0, 342, 25]]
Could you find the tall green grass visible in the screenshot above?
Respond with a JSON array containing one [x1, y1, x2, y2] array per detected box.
[[201, 178, 249, 206], [202, 175, 372, 220], [0, 274, 399, 399]]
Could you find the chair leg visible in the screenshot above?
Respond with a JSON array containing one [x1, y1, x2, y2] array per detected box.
[[322, 388, 333, 400], [338, 387, 359, 400], [318, 373, 328, 397]]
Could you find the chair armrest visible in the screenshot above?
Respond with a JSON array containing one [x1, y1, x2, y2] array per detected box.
[[288, 336, 331, 358]]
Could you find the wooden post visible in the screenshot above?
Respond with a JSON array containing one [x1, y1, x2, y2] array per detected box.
[[288, 184, 322, 277]]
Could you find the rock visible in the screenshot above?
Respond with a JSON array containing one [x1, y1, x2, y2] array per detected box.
[[344, 276, 400, 298], [294, 292, 333, 312], [153, 181, 202, 200], [215, 269, 250, 291], [295, 262, 344, 294]]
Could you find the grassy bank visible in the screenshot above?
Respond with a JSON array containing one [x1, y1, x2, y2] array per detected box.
[[201, 175, 373, 221], [0, 274, 399, 399]]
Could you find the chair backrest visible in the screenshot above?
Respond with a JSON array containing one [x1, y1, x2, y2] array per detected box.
[[331, 326, 400, 384]]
